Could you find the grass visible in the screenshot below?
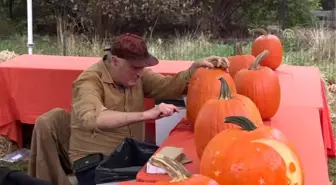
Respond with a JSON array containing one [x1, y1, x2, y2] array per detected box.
[[1, 27, 335, 83], [0, 26, 336, 183]]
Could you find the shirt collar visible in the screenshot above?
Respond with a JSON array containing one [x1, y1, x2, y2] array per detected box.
[[97, 60, 115, 84]]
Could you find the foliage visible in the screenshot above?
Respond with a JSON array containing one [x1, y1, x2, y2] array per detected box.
[[245, 0, 320, 28], [0, 0, 322, 38]]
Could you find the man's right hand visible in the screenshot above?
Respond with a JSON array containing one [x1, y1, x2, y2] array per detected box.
[[143, 103, 179, 120]]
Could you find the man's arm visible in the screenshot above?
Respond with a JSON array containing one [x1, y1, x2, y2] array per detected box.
[[72, 72, 148, 131], [97, 110, 146, 130], [141, 68, 192, 100], [141, 56, 229, 100]]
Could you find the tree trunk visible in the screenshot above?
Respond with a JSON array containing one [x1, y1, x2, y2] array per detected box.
[[8, 0, 13, 19]]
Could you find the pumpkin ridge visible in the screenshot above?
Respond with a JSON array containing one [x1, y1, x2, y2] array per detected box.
[[215, 100, 221, 139], [259, 74, 267, 114]]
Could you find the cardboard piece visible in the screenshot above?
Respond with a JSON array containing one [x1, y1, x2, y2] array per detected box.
[[146, 146, 192, 174]]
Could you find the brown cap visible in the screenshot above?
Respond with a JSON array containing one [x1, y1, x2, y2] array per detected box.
[[104, 33, 159, 67]]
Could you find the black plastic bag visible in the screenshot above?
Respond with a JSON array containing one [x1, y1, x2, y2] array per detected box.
[[95, 138, 159, 184]]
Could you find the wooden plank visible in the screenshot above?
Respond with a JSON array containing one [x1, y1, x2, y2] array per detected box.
[[314, 10, 333, 17]]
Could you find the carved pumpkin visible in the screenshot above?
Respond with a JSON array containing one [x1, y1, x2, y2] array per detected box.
[[150, 155, 219, 185], [234, 50, 281, 120], [194, 77, 263, 159], [227, 42, 256, 78], [250, 28, 283, 70], [186, 59, 236, 124], [200, 116, 304, 185]]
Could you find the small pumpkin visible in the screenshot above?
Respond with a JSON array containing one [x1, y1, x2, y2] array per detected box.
[[194, 77, 263, 159], [234, 50, 281, 120], [150, 155, 219, 185], [250, 28, 283, 70], [186, 59, 236, 124], [227, 42, 256, 78], [200, 116, 304, 185]]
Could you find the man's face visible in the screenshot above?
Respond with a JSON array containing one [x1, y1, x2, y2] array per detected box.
[[110, 56, 145, 87]]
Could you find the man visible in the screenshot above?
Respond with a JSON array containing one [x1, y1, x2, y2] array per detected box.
[[69, 33, 228, 185]]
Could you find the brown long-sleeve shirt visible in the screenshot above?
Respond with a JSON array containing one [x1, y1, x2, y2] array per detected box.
[[69, 60, 191, 162]]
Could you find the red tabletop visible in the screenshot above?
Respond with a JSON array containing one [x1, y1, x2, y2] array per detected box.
[[119, 182, 152, 185], [275, 65, 323, 108], [275, 65, 335, 157], [0, 54, 193, 74], [0, 54, 334, 157], [136, 107, 330, 185], [0, 54, 192, 147]]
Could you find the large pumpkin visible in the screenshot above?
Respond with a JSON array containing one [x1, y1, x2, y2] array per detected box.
[[194, 77, 263, 159], [200, 116, 304, 185], [150, 155, 219, 185], [234, 50, 281, 120], [186, 60, 236, 124], [250, 28, 283, 70], [227, 42, 256, 78]]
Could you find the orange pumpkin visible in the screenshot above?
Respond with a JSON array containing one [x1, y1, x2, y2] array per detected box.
[[200, 116, 304, 185], [186, 59, 236, 124], [150, 155, 219, 185], [228, 42, 256, 78], [250, 28, 283, 70], [234, 50, 281, 120], [194, 77, 263, 159]]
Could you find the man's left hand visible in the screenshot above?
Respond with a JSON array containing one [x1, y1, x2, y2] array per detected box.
[[189, 56, 230, 74]]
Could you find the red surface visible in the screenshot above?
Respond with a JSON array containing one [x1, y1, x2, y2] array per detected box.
[[0, 54, 191, 147], [136, 107, 330, 185], [0, 54, 193, 74], [275, 65, 323, 108], [320, 83, 336, 158], [275, 65, 335, 157], [0, 54, 334, 157], [119, 182, 153, 185]]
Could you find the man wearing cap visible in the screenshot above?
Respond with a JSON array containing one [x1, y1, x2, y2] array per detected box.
[[69, 33, 228, 185]]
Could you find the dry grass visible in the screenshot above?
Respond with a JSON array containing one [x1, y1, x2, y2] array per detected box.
[[282, 27, 336, 83], [0, 50, 17, 62], [0, 27, 335, 82]]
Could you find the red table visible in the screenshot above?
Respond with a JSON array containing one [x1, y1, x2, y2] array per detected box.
[[119, 182, 152, 185], [136, 107, 331, 185], [275, 65, 335, 157], [0, 54, 334, 158], [0, 54, 192, 147]]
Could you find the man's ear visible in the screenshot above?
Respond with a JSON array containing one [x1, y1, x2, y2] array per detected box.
[[106, 52, 118, 66], [110, 56, 119, 66]]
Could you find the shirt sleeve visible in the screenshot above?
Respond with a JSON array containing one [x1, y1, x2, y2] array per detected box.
[[141, 67, 192, 100], [71, 72, 106, 130]]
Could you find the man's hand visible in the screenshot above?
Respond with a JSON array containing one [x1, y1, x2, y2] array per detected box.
[[143, 103, 179, 120], [189, 56, 230, 74]]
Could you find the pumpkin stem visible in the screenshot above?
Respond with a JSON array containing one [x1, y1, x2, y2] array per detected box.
[[248, 28, 268, 37], [218, 76, 231, 100], [149, 155, 191, 182], [249, 50, 270, 70], [224, 116, 258, 131]]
